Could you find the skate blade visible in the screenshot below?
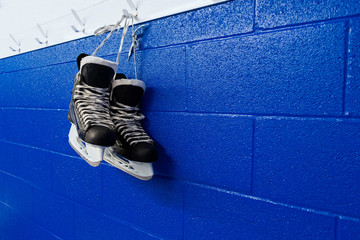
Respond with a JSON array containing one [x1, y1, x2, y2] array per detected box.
[[68, 124, 104, 167], [103, 147, 154, 181]]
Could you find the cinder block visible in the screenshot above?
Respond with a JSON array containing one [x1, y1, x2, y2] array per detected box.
[[0, 109, 75, 156], [74, 204, 160, 240], [2, 173, 33, 218], [1, 35, 104, 72], [0, 142, 18, 176], [102, 166, 183, 240], [188, 22, 345, 116], [0, 142, 52, 190], [184, 184, 335, 240], [142, 0, 254, 48], [0, 62, 76, 109], [31, 187, 74, 240], [52, 156, 102, 209], [256, 0, 360, 29], [118, 46, 187, 111], [0, 203, 20, 240], [145, 112, 253, 193], [0, 173, 3, 202], [346, 18, 360, 116], [339, 218, 360, 240], [17, 215, 63, 240], [254, 117, 360, 217]]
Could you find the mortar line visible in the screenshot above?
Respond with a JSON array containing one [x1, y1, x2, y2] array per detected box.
[[342, 20, 350, 115], [250, 118, 255, 194], [0, 201, 64, 240], [3, 106, 360, 120], [184, 180, 360, 221], [185, 45, 189, 111], [252, 0, 257, 31], [335, 217, 339, 240], [1, 169, 165, 240], [3, 15, 359, 73], [0, 139, 80, 159]]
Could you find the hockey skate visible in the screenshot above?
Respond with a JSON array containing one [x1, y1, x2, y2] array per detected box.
[[68, 54, 117, 167], [104, 74, 158, 180]]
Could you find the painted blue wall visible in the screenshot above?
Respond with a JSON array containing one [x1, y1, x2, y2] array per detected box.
[[0, 1, 360, 239]]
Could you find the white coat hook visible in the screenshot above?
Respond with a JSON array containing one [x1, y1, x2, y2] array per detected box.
[[9, 34, 20, 53], [126, 0, 138, 17], [35, 24, 48, 46], [71, 9, 86, 33]]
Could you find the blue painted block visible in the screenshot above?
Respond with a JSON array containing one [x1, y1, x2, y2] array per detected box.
[[142, 0, 254, 48], [339, 218, 360, 240], [102, 166, 183, 240], [0, 62, 76, 109], [188, 22, 345, 115], [0, 109, 75, 156], [2, 173, 33, 218], [1, 28, 135, 73], [31, 187, 74, 240], [0, 203, 20, 240], [0, 173, 4, 202], [0, 142, 52, 190], [52, 156, 102, 209], [145, 112, 253, 193], [254, 117, 360, 217], [184, 184, 335, 240], [346, 18, 360, 116], [118, 46, 187, 111], [74, 204, 160, 240], [1, 35, 103, 72], [0, 142, 18, 175], [256, 0, 360, 29], [17, 215, 62, 240]]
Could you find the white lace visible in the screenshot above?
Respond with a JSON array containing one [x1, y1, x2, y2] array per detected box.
[[93, 14, 146, 77], [73, 74, 114, 130], [92, 14, 132, 66], [110, 101, 153, 146]]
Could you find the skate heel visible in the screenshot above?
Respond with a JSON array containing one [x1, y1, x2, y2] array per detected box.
[[68, 124, 104, 167], [86, 143, 105, 166]]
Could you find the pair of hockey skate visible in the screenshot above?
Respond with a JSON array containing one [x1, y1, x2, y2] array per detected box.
[[68, 53, 157, 180]]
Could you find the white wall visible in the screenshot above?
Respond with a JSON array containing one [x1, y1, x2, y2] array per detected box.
[[0, 0, 227, 59]]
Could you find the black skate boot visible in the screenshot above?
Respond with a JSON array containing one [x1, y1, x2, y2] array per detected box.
[[68, 54, 117, 167], [104, 74, 157, 180]]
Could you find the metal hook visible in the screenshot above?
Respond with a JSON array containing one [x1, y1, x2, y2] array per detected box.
[[35, 23, 48, 45], [126, 0, 138, 17], [9, 34, 20, 53], [70, 9, 85, 33], [128, 24, 147, 61]]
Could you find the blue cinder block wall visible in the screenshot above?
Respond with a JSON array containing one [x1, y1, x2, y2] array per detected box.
[[1, 1, 360, 239]]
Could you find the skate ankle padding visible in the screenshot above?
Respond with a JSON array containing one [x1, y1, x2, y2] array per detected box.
[[81, 64, 115, 88], [112, 84, 144, 107], [77, 53, 89, 70], [115, 73, 127, 80]]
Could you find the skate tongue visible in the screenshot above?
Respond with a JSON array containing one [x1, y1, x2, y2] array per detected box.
[[80, 56, 117, 88], [112, 79, 145, 107]]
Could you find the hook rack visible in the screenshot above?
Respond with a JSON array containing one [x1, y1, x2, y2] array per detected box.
[[35, 24, 48, 46], [70, 9, 86, 33], [1, 0, 229, 58]]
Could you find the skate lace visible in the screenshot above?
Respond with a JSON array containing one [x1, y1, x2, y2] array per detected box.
[[74, 74, 113, 129], [110, 101, 153, 146]]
